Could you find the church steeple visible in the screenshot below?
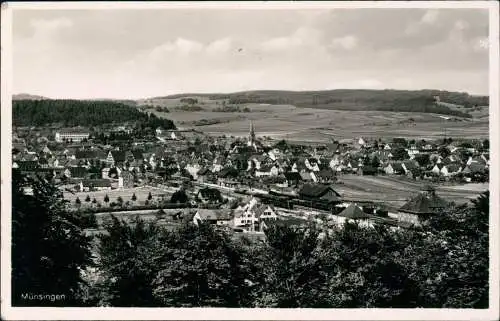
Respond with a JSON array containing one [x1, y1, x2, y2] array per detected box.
[[249, 120, 255, 142], [248, 120, 256, 148]]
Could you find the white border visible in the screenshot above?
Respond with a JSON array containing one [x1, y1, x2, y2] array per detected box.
[[1, 1, 499, 320]]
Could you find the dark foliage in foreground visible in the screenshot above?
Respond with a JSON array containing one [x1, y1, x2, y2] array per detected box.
[[11, 171, 489, 308], [11, 170, 93, 306]]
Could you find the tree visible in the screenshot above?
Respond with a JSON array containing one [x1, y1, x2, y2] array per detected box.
[[392, 147, 409, 161], [131, 193, 137, 202], [482, 139, 489, 150], [96, 216, 164, 306], [75, 197, 81, 205], [371, 155, 380, 168], [152, 222, 249, 307], [104, 194, 110, 204], [116, 196, 124, 206], [92, 198, 97, 204], [170, 190, 188, 204], [413, 192, 489, 308], [438, 146, 450, 158], [147, 191, 153, 201], [414, 153, 431, 168], [85, 195, 91, 203], [254, 223, 326, 308], [12, 170, 93, 306]]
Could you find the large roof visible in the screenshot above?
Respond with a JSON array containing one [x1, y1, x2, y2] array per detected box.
[[196, 209, 232, 221], [299, 183, 341, 199], [399, 192, 449, 215], [338, 204, 370, 219]]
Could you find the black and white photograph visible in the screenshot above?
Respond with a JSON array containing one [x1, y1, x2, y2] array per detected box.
[[1, 1, 499, 320]]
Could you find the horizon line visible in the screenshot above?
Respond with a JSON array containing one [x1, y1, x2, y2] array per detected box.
[[12, 86, 490, 101]]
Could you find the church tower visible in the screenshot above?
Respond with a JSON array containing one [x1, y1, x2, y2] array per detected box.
[[248, 120, 256, 148]]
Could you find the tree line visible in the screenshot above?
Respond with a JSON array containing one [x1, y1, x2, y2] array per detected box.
[[13, 99, 175, 129], [11, 170, 489, 308]]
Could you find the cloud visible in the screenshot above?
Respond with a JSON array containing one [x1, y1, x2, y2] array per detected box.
[[206, 37, 233, 54], [12, 9, 490, 98], [421, 10, 439, 24], [30, 17, 73, 34], [260, 27, 322, 51], [330, 35, 358, 50]]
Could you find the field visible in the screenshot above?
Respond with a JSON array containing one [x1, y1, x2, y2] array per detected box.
[[142, 96, 488, 142], [335, 174, 488, 210], [63, 186, 172, 206]]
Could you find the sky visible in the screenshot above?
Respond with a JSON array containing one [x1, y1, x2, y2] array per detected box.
[[12, 7, 490, 99]]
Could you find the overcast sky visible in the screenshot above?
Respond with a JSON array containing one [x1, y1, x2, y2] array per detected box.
[[12, 8, 489, 99]]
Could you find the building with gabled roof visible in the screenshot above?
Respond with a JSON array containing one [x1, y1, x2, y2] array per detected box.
[[397, 185, 449, 225], [193, 209, 232, 226], [298, 183, 341, 203]]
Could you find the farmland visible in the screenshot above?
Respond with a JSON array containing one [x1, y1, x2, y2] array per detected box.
[[142, 96, 488, 142], [335, 174, 488, 210]]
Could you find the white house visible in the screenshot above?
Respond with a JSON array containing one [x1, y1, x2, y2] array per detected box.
[[233, 198, 278, 231], [440, 164, 462, 177], [193, 209, 232, 226], [55, 131, 90, 143]]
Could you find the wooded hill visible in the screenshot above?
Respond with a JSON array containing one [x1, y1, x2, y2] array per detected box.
[[155, 89, 488, 118], [13, 99, 175, 129]]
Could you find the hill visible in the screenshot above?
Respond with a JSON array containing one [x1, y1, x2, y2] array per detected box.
[[13, 93, 51, 101], [13, 99, 175, 129], [151, 89, 488, 118]]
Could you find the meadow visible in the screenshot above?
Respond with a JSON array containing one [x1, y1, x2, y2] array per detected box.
[[336, 174, 488, 210], [63, 186, 172, 206], [140, 96, 488, 142]]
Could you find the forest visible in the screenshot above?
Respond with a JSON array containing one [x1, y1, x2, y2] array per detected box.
[[11, 171, 489, 308], [12, 99, 175, 129]]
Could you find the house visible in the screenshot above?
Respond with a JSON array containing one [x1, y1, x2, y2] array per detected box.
[[299, 171, 314, 182], [196, 167, 212, 183], [233, 198, 279, 231], [217, 167, 239, 188], [331, 204, 373, 227], [305, 158, 320, 172], [406, 145, 420, 156], [75, 150, 107, 162], [185, 162, 202, 179], [329, 155, 342, 169], [118, 170, 134, 189], [462, 163, 487, 182], [66, 166, 88, 179], [197, 187, 223, 204], [431, 164, 444, 175], [80, 179, 112, 192], [440, 163, 462, 177], [298, 184, 342, 204], [384, 162, 404, 175], [107, 150, 126, 167], [255, 165, 279, 177], [15, 160, 39, 174], [402, 160, 420, 178], [55, 131, 90, 143], [315, 169, 337, 183], [193, 209, 232, 226], [397, 185, 449, 225], [212, 155, 226, 172]]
